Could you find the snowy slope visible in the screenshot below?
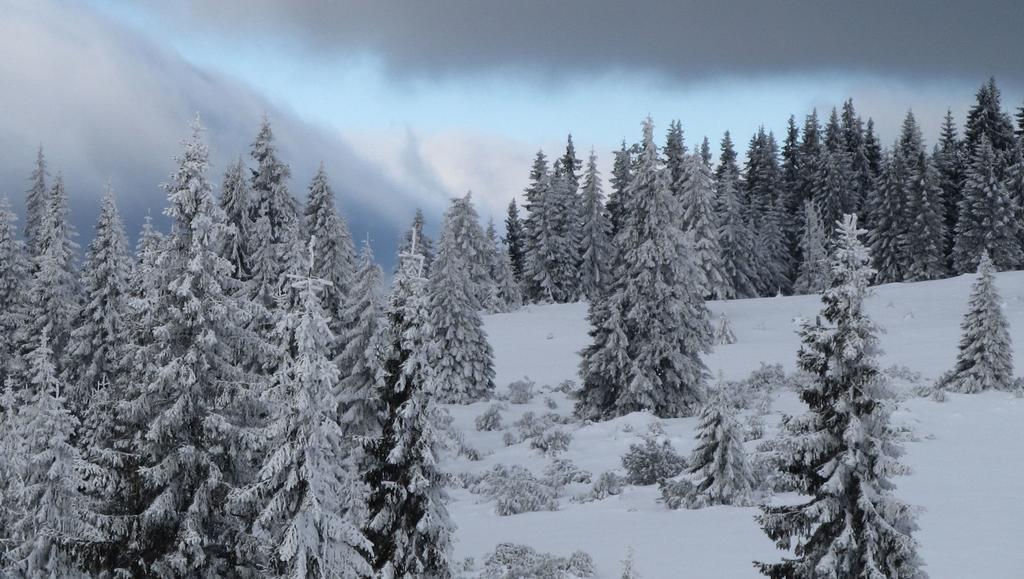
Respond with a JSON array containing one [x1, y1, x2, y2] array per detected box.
[[443, 271, 1024, 579]]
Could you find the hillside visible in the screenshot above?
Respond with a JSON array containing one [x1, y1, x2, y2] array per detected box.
[[442, 271, 1024, 578]]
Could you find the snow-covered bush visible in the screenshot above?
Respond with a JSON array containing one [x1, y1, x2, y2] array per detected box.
[[543, 458, 592, 487], [502, 431, 518, 446], [475, 403, 504, 432], [482, 464, 560, 516], [658, 478, 697, 510], [621, 437, 687, 485], [480, 543, 596, 579], [507, 377, 536, 404], [744, 414, 766, 441], [515, 411, 573, 442], [531, 428, 572, 455], [544, 396, 558, 410], [883, 364, 922, 383], [574, 471, 624, 503], [555, 379, 577, 394]]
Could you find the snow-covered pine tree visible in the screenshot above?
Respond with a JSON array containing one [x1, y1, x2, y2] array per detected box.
[[483, 221, 523, 313], [1004, 144, 1024, 252], [946, 252, 1013, 393], [433, 192, 494, 309], [504, 199, 526, 284], [118, 118, 256, 576], [606, 141, 632, 237], [3, 332, 99, 577], [681, 153, 727, 299], [577, 118, 711, 420], [902, 151, 947, 282], [716, 169, 756, 299], [521, 150, 550, 302], [0, 196, 26, 383], [714, 131, 739, 184], [248, 117, 304, 309], [792, 201, 829, 295], [523, 156, 580, 303], [688, 391, 754, 506], [24, 145, 49, 255], [219, 157, 253, 282], [428, 197, 496, 403], [17, 172, 80, 371], [363, 243, 454, 578], [869, 149, 910, 284], [756, 215, 925, 579], [812, 112, 852, 237], [780, 116, 802, 223], [578, 151, 613, 301], [304, 164, 357, 335], [337, 239, 384, 439], [65, 184, 131, 421], [231, 243, 372, 579], [796, 110, 824, 217], [933, 110, 963, 259], [964, 77, 1016, 159], [953, 136, 1024, 272], [396, 208, 435, 277], [664, 120, 687, 200]]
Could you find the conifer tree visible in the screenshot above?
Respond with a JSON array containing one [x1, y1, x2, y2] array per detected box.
[[965, 77, 1015, 159], [934, 110, 964, 256], [428, 197, 496, 403], [4, 333, 99, 577], [607, 141, 632, 237], [504, 199, 525, 283], [304, 164, 357, 334], [577, 118, 711, 420], [24, 145, 49, 255], [664, 120, 687, 199], [797, 110, 824, 213], [700, 136, 712, 166], [953, 136, 1023, 272], [757, 215, 925, 579], [65, 185, 131, 418], [433, 193, 494, 308], [754, 198, 792, 295], [716, 172, 756, 299], [232, 245, 372, 579], [780, 116, 802, 219], [946, 252, 1013, 393], [0, 196, 26, 383], [688, 392, 754, 507], [903, 153, 947, 281], [812, 110, 852, 235], [681, 153, 727, 299], [363, 246, 454, 578], [578, 151, 613, 301], [523, 157, 580, 303], [397, 208, 435, 276], [219, 157, 253, 282], [793, 201, 829, 295], [869, 150, 910, 284], [483, 221, 522, 313], [337, 240, 384, 439], [118, 118, 255, 576]]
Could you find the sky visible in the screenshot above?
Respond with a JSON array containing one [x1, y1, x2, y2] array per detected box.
[[2, 0, 1023, 266]]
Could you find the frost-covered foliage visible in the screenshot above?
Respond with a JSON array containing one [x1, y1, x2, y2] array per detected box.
[[953, 136, 1023, 272], [756, 215, 925, 579], [578, 151, 613, 301], [0, 196, 27, 383], [945, 252, 1013, 392], [506, 377, 536, 404], [522, 152, 581, 304], [687, 393, 755, 507], [577, 471, 624, 503], [578, 118, 711, 420], [793, 200, 829, 294], [304, 164, 357, 334], [484, 222, 523, 313], [680, 153, 727, 299], [396, 208, 435, 277], [621, 436, 687, 485], [514, 411, 573, 445], [474, 403, 505, 432], [714, 314, 737, 345], [479, 543, 595, 579], [480, 464, 560, 516], [543, 458, 592, 487], [336, 240, 384, 438], [657, 478, 697, 510], [530, 428, 573, 456]]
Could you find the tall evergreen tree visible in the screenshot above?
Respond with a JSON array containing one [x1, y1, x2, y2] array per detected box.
[[688, 392, 754, 507], [714, 131, 740, 184], [717, 171, 756, 299], [903, 153, 947, 281], [396, 208, 435, 276], [432, 193, 494, 308], [964, 77, 1016, 159], [797, 110, 824, 213], [952, 136, 1023, 272], [869, 150, 910, 284], [813, 110, 852, 235], [483, 220, 523, 313], [304, 164, 357, 333], [946, 252, 1013, 393], [24, 145, 49, 255], [219, 157, 253, 282], [681, 153, 727, 299], [504, 199, 526, 284], [0, 196, 26, 383], [363, 247, 454, 578], [577, 118, 711, 420], [65, 185, 131, 418], [933, 110, 964, 261], [337, 240, 384, 439], [664, 120, 687, 199], [578, 151, 613, 301], [606, 141, 632, 237], [757, 215, 925, 579], [523, 158, 580, 303], [793, 201, 829, 295]]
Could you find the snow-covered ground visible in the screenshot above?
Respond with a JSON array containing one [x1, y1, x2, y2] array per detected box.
[[442, 271, 1024, 578]]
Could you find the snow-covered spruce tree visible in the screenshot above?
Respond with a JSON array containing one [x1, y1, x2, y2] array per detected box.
[[304, 164, 357, 332], [17, 172, 80, 371], [953, 136, 1023, 272], [716, 170, 755, 299], [248, 117, 304, 309], [754, 198, 792, 296], [118, 118, 256, 576], [4, 332, 99, 577], [578, 150, 613, 301], [812, 148, 851, 239], [946, 252, 1013, 393], [24, 145, 49, 255], [606, 141, 632, 237], [756, 215, 925, 579], [396, 208, 435, 277], [869, 150, 910, 284], [504, 200, 526, 285], [0, 196, 27, 383], [792, 201, 829, 295], [428, 198, 496, 403], [336, 240, 384, 438], [933, 111, 964, 263], [433, 192, 495, 309], [219, 157, 253, 282], [577, 118, 711, 420], [362, 248, 454, 578], [902, 152, 947, 282], [231, 247, 371, 579], [681, 153, 727, 299], [664, 120, 688, 200], [483, 222, 523, 313], [964, 77, 1016, 158], [65, 185, 131, 419], [688, 392, 754, 507], [522, 153, 581, 304]]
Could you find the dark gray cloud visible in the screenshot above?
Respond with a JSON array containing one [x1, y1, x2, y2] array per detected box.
[[124, 0, 1024, 83], [0, 0, 446, 268]]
